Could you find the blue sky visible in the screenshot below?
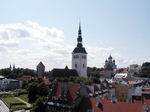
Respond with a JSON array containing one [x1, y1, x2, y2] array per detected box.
[[0, 0, 149, 70]]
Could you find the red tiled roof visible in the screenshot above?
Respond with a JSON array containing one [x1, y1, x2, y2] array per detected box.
[[53, 82, 80, 103], [55, 82, 62, 97], [90, 98, 144, 112], [68, 83, 80, 102], [145, 99, 150, 110], [143, 88, 150, 92]]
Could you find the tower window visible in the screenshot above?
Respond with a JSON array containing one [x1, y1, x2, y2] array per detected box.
[[83, 64, 85, 68], [75, 64, 77, 68], [74, 55, 79, 59]]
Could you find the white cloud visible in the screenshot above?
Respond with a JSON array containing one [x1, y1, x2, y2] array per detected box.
[[0, 41, 19, 47], [0, 21, 135, 70], [0, 21, 66, 70], [0, 46, 7, 53], [16, 49, 32, 56]]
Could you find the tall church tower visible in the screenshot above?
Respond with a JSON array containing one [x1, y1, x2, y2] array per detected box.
[[72, 23, 87, 77]]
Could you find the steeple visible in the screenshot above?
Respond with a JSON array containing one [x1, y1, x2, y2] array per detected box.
[[72, 23, 87, 54], [13, 64, 15, 70], [77, 23, 83, 48], [78, 23, 82, 40], [72, 22, 87, 77]]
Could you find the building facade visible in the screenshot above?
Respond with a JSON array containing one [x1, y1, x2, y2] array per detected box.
[[72, 24, 87, 77], [1, 78, 20, 91]]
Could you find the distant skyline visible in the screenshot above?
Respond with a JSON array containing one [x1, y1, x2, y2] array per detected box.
[[0, 0, 150, 70]]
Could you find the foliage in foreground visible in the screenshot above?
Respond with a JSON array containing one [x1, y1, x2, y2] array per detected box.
[[27, 80, 49, 103]]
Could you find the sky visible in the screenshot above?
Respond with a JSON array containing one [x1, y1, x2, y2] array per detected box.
[[0, 0, 149, 70]]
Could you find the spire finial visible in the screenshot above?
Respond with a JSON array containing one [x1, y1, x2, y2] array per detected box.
[[78, 21, 82, 35]]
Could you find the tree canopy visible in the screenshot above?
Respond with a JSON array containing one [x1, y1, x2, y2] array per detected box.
[[27, 80, 49, 103]]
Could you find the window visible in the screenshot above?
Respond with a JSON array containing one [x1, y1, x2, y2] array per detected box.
[[82, 55, 86, 59], [74, 55, 79, 59], [83, 64, 85, 68], [75, 64, 77, 68]]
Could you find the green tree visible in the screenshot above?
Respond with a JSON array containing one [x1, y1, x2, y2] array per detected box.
[[27, 82, 39, 103], [0, 68, 11, 77], [22, 68, 36, 76], [22, 81, 28, 89], [27, 80, 49, 103], [38, 82, 48, 97]]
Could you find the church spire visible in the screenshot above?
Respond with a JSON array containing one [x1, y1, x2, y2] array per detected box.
[[78, 23, 82, 37], [77, 23, 83, 47], [72, 22, 87, 54]]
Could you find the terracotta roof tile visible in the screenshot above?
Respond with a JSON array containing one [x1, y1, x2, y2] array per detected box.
[[144, 99, 150, 110], [90, 98, 144, 112], [55, 82, 62, 97], [68, 83, 80, 102], [53, 82, 80, 103]]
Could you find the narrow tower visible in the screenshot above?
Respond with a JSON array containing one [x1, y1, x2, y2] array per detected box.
[[72, 23, 87, 77]]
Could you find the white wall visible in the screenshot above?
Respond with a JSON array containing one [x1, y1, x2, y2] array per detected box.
[[72, 53, 87, 77]]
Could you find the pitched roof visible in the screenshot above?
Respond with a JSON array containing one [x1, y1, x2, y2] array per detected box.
[[89, 98, 145, 112], [51, 68, 78, 77], [68, 83, 80, 103], [55, 82, 62, 97], [145, 99, 150, 109], [37, 61, 45, 67], [52, 82, 80, 103], [73, 46, 87, 54]]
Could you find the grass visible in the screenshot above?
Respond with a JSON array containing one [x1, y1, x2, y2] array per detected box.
[[2, 96, 27, 111], [2, 96, 21, 104], [18, 94, 28, 102]]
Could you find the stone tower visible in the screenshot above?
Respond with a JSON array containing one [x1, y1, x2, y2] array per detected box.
[[72, 23, 87, 77], [37, 61, 45, 78]]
